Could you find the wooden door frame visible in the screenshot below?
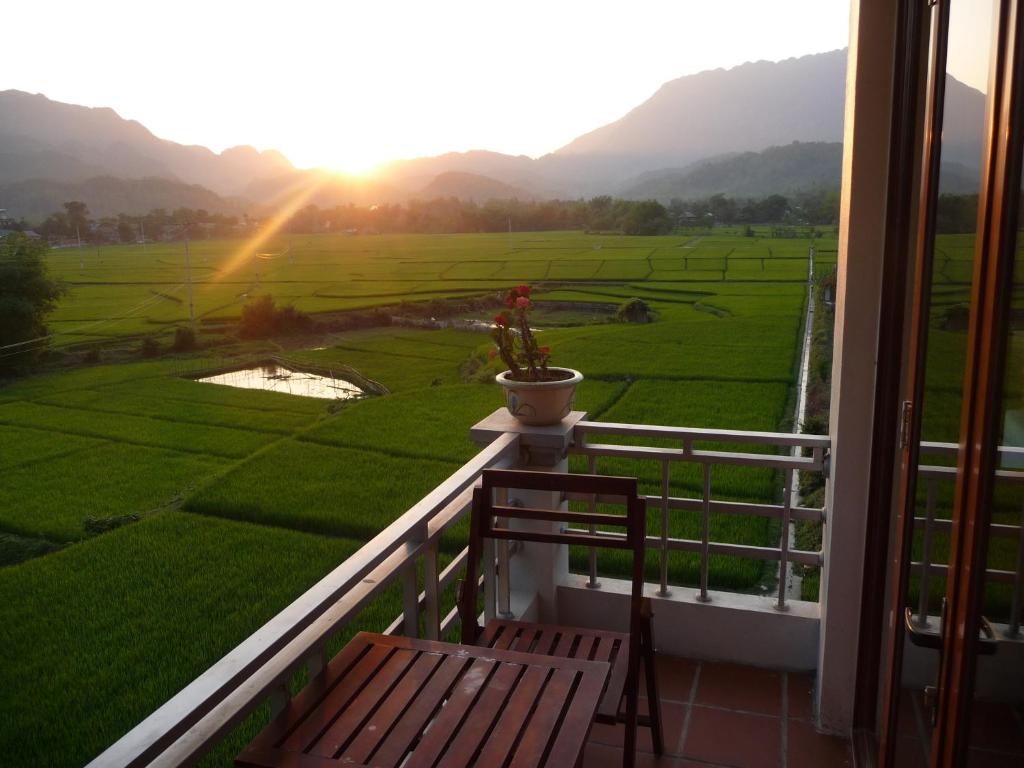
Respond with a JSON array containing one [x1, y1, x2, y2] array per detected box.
[[874, 0, 953, 763], [932, 0, 1024, 763], [852, 0, 930, 759]]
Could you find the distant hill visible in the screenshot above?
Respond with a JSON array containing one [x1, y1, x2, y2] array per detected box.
[[0, 176, 245, 221], [0, 50, 990, 215], [242, 169, 400, 209], [377, 150, 546, 192], [620, 142, 842, 200], [548, 49, 985, 192], [415, 171, 533, 202], [0, 90, 293, 195], [620, 141, 982, 202]]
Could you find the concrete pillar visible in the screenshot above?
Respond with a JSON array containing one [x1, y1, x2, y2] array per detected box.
[[471, 408, 584, 623], [817, 0, 899, 735]]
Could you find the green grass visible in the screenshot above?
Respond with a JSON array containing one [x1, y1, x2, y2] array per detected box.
[[303, 379, 628, 462], [0, 400, 279, 458], [35, 387, 322, 434], [0, 512, 390, 768], [0, 443, 231, 540], [0, 424, 106, 471], [185, 440, 461, 540], [0, 228, 835, 766]]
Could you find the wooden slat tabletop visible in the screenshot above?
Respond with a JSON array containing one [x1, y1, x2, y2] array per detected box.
[[236, 632, 610, 768]]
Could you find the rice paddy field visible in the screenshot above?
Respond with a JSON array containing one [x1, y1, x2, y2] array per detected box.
[[2, 227, 851, 765]]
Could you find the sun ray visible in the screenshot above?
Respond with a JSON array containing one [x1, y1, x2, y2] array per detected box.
[[215, 175, 328, 280]]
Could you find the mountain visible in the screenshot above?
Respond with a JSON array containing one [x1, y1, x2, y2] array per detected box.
[[242, 169, 400, 209], [548, 49, 986, 192], [0, 50, 990, 216], [415, 172, 533, 202], [620, 142, 843, 200], [377, 150, 545, 191], [620, 141, 981, 203], [0, 176, 245, 221], [0, 90, 293, 195]]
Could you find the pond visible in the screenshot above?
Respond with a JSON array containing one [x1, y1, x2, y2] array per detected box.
[[196, 363, 365, 400]]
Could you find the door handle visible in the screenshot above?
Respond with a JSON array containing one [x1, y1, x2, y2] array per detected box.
[[904, 605, 1000, 654], [978, 615, 999, 655], [905, 606, 943, 649]]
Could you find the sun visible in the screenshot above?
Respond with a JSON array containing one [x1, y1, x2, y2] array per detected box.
[[311, 148, 386, 178]]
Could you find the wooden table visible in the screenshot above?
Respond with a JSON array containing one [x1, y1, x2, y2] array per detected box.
[[236, 631, 610, 768]]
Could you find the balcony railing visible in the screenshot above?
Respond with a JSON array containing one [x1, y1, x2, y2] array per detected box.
[[569, 421, 830, 610], [87, 415, 831, 768], [911, 442, 1024, 638]]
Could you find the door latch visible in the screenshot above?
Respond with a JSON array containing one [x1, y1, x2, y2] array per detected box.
[[899, 400, 914, 449]]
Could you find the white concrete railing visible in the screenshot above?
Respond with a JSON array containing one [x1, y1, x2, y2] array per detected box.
[[912, 442, 1024, 638], [88, 416, 833, 766], [569, 421, 831, 610], [87, 432, 521, 768]]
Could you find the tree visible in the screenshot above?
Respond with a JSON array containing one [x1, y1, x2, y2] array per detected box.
[[622, 200, 671, 235], [63, 201, 90, 238], [0, 234, 66, 371]]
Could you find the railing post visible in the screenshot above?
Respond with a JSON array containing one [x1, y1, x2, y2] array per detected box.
[[496, 488, 513, 618], [305, 644, 327, 680], [1009, 502, 1024, 638], [400, 561, 419, 638], [776, 467, 793, 611], [698, 464, 712, 603], [916, 477, 938, 626], [659, 459, 671, 597], [423, 541, 441, 640], [587, 454, 600, 588], [268, 681, 290, 718], [470, 408, 585, 624], [483, 536, 497, 624]]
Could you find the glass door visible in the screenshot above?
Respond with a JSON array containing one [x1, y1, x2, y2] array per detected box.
[[877, 0, 1024, 765]]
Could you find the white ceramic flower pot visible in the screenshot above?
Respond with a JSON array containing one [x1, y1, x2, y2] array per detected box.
[[495, 367, 583, 426]]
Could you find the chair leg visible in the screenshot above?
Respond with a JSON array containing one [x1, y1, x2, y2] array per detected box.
[[622, 687, 638, 768], [641, 616, 664, 755]]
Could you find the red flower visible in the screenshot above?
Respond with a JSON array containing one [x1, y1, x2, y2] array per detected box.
[[539, 346, 550, 355], [489, 348, 498, 359], [515, 296, 530, 308], [494, 314, 508, 327], [517, 284, 532, 296], [504, 294, 516, 308]]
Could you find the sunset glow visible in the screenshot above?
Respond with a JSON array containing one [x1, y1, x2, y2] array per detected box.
[[0, 0, 852, 173]]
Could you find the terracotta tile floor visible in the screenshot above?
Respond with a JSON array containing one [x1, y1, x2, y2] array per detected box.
[[581, 656, 853, 768], [895, 687, 1024, 767]]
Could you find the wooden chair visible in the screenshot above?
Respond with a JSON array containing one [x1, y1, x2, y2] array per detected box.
[[458, 468, 663, 768]]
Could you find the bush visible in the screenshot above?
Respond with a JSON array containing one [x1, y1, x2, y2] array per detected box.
[[616, 298, 652, 324], [239, 295, 312, 339], [139, 338, 161, 358], [171, 326, 196, 352]]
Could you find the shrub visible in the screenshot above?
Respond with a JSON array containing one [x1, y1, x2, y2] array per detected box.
[[616, 298, 652, 324], [171, 326, 196, 351], [239, 295, 312, 339], [139, 338, 161, 358]]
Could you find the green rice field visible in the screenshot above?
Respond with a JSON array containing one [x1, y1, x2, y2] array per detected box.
[[2, 228, 844, 765]]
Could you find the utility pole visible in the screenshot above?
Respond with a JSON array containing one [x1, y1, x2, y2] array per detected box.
[[76, 225, 84, 269], [184, 226, 195, 328]]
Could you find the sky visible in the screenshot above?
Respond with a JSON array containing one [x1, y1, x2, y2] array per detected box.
[[1, 1, 858, 173]]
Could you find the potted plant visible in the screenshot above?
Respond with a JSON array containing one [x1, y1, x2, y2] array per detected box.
[[490, 285, 582, 425]]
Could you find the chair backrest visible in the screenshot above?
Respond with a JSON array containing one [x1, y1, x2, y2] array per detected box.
[[459, 468, 648, 645]]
